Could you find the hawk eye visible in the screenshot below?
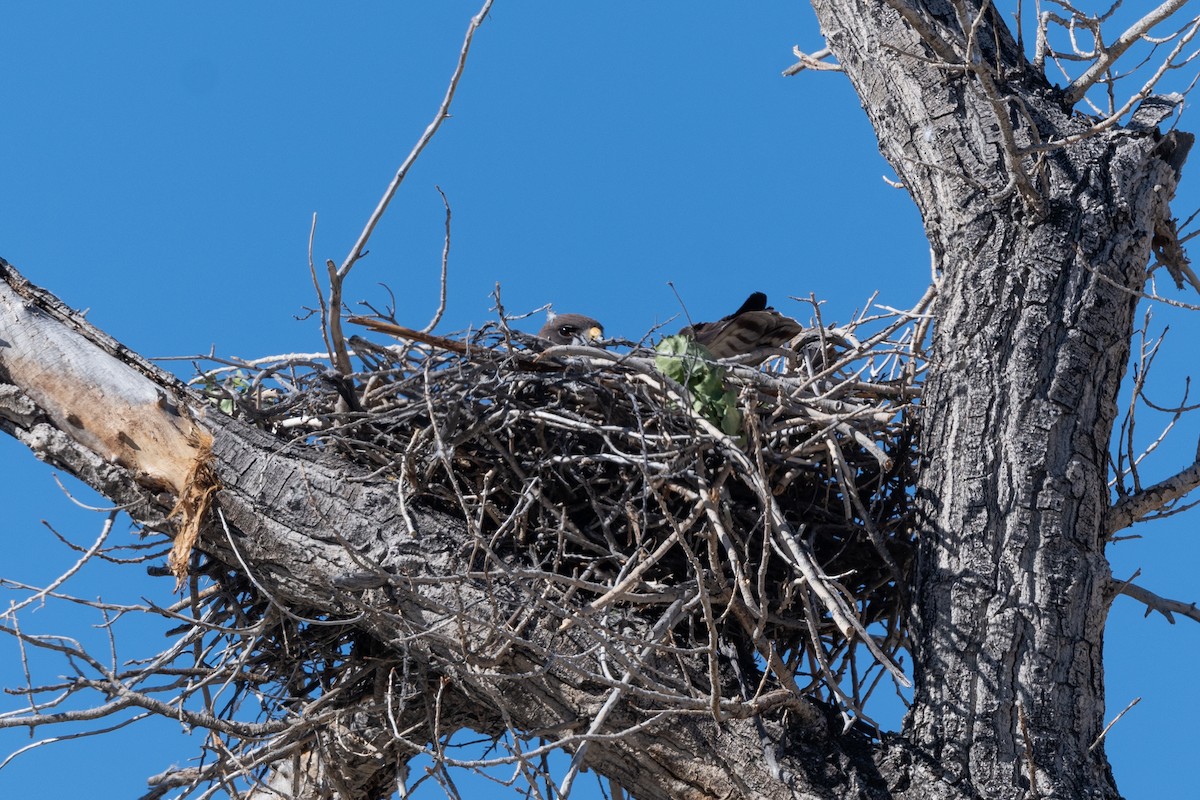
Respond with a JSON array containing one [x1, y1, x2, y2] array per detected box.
[[560, 326, 574, 336]]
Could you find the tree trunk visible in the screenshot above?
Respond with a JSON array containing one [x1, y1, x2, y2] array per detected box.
[[809, 1, 1189, 797]]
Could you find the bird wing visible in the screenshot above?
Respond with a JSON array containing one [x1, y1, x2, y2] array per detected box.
[[679, 292, 803, 359]]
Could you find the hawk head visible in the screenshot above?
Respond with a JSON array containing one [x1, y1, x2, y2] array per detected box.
[[538, 312, 605, 347], [680, 292, 802, 360]]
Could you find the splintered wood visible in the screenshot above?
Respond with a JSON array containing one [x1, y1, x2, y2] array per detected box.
[[0, 268, 218, 584]]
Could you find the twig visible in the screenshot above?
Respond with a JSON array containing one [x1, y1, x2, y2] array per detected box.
[[1066, 1, 1194, 104], [783, 46, 838, 76], [321, 0, 494, 374], [3, 511, 116, 616], [337, 0, 494, 281], [423, 186, 453, 333], [1090, 696, 1142, 752]]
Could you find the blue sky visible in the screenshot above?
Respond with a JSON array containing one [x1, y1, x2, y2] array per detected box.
[[1, 3, 1197, 798]]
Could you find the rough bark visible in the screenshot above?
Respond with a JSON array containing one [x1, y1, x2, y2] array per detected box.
[[809, 1, 1189, 798]]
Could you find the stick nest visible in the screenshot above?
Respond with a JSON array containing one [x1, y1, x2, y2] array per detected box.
[[197, 300, 927, 726]]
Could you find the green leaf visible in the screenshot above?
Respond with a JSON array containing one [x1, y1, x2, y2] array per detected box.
[[653, 335, 743, 435]]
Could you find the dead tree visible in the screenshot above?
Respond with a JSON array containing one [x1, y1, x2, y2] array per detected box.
[[4, 3, 1200, 799]]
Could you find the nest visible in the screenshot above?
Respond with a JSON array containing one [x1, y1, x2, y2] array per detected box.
[[195, 299, 928, 728]]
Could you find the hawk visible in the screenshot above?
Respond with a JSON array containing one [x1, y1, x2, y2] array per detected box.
[[680, 292, 803, 359], [538, 312, 605, 347]]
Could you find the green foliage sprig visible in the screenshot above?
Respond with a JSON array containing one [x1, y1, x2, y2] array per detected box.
[[654, 335, 742, 435]]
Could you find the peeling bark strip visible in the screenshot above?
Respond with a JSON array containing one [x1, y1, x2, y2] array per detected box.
[[0, 262, 217, 578], [167, 428, 218, 584]]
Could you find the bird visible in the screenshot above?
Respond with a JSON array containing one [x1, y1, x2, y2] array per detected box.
[[538, 312, 605, 347], [679, 292, 803, 359]]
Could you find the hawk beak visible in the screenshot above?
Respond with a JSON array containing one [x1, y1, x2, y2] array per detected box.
[[586, 326, 603, 343]]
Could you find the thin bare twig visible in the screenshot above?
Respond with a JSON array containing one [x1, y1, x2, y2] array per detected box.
[[322, 0, 494, 373], [338, 0, 493, 281], [1066, 0, 1194, 104], [423, 186, 453, 333]]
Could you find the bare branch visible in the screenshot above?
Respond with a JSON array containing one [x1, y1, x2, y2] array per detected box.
[[1116, 580, 1200, 625], [1090, 696, 1143, 753], [783, 46, 839, 76], [1106, 454, 1200, 536], [338, 0, 493, 280], [1065, 0, 1195, 104], [3, 511, 115, 616], [313, 0, 493, 376], [307, 212, 333, 365]]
